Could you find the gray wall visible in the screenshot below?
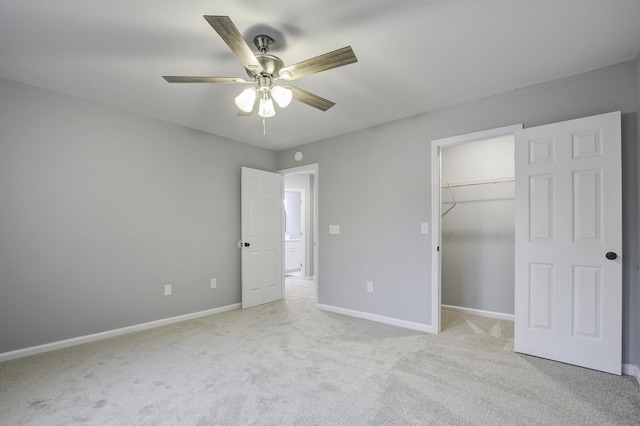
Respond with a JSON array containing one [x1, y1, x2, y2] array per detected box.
[[0, 78, 277, 353], [637, 52, 640, 374], [284, 191, 302, 240], [277, 60, 639, 366], [441, 137, 515, 314], [622, 87, 639, 373]]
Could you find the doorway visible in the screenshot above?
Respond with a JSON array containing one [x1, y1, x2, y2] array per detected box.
[[279, 163, 319, 305], [430, 125, 523, 333], [284, 189, 305, 277], [440, 135, 516, 327]]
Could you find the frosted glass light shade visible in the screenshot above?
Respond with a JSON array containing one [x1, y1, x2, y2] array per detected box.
[[258, 97, 276, 118], [234, 87, 256, 113], [271, 86, 293, 108]]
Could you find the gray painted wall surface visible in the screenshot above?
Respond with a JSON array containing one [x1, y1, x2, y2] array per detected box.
[[0, 78, 276, 353], [441, 136, 514, 182], [621, 109, 638, 369], [637, 52, 640, 373], [284, 191, 303, 240], [277, 60, 639, 365], [441, 137, 515, 314]]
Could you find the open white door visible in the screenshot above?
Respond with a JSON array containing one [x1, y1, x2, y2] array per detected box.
[[514, 111, 622, 374], [240, 167, 283, 309]]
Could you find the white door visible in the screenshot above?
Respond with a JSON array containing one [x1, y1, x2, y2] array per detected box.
[[514, 111, 622, 374], [240, 167, 283, 308]]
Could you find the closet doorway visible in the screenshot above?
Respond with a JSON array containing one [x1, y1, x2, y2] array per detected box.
[[430, 125, 522, 333]]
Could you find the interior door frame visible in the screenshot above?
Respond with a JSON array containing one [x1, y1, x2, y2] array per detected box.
[[278, 163, 319, 305], [430, 124, 523, 333]]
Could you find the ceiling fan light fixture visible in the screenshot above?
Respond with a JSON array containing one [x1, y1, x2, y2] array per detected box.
[[235, 87, 257, 113], [258, 96, 276, 118], [271, 86, 293, 108]]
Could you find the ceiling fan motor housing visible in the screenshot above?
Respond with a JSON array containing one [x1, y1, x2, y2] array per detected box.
[[246, 53, 285, 79], [243, 35, 286, 80]]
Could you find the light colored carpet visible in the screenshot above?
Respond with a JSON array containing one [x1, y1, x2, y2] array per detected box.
[[1, 278, 638, 425]]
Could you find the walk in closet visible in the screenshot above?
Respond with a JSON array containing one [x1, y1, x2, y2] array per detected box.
[[440, 135, 515, 317]]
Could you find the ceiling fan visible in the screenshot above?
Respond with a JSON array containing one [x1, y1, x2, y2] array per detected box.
[[163, 16, 358, 121]]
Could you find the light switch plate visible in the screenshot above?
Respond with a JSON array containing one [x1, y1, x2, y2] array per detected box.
[[329, 225, 340, 235], [421, 222, 429, 234]]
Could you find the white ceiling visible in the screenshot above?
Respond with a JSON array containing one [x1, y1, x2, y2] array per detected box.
[[1, 1, 639, 151]]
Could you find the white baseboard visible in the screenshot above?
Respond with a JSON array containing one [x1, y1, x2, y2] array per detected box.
[[316, 303, 433, 333], [622, 363, 640, 383], [442, 304, 515, 321], [0, 303, 241, 363]]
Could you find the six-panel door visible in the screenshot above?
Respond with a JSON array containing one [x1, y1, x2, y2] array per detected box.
[[514, 112, 622, 374]]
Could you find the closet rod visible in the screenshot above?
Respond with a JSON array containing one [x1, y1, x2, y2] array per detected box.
[[441, 176, 514, 188]]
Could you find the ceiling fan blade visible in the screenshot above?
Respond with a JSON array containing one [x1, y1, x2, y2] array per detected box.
[[163, 76, 250, 83], [279, 46, 357, 80], [204, 15, 263, 74], [285, 85, 335, 111]]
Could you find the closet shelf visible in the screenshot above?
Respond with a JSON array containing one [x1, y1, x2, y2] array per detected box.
[[441, 176, 514, 188], [441, 177, 515, 217]]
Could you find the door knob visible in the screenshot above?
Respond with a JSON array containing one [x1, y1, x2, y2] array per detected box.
[[244, 242, 250, 247], [605, 252, 617, 260]]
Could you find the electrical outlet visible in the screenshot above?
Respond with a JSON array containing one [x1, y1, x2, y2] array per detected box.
[[164, 284, 172, 296], [211, 278, 217, 289], [367, 282, 373, 293]]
